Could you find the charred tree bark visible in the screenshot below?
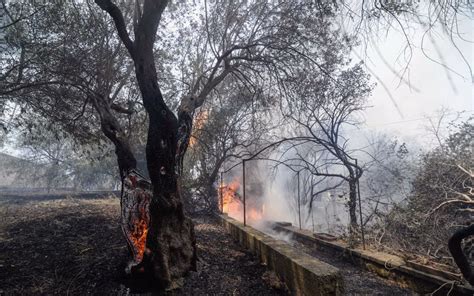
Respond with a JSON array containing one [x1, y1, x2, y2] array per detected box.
[[347, 178, 358, 245], [141, 96, 197, 287], [91, 95, 154, 273], [121, 170, 152, 273], [343, 158, 362, 246], [92, 95, 136, 177], [448, 224, 474, 285], [95, 0, 197, 289], [348, 179, 358, 229]]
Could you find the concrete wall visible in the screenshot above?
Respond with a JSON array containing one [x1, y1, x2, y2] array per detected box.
[[219, 214, 344, 296], [273, 222, 474, 296]]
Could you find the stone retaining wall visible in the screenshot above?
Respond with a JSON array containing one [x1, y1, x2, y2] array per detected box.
[[272, 222, 474, 296], [218, 214, 344, 296]]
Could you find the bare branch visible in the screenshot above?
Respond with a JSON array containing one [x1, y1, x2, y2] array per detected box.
[[94, 0, 135, 55]]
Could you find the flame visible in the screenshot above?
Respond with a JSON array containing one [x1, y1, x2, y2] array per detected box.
[[220, 180, 241, 215], [128, 191, 150, 263], [189, 110, 209, 148], [219, 178, 264, 223], [248, 208, 263, 221], [122, 172, 151, 267]]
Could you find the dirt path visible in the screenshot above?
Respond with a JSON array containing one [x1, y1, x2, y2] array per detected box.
[[180, 216, 286, 295], [0, 193, 285, 295]]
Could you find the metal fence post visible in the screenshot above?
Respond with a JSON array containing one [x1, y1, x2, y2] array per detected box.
[[356, 159, 366, 250], [220, 171, 224, 213], [243, 160, 246, 226], [297, 171, 301, 230]]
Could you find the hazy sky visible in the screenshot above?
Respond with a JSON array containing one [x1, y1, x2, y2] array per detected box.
[[354, 16, 473, 147]]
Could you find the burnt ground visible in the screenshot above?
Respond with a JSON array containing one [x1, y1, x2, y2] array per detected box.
[[181, 216, 287, 295], [0, 192, 286, 295], [292, 240, 414, 295], [0, 191, 417, 295]]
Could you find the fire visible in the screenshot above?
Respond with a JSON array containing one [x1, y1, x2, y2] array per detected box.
[[127, 191, 150, 263], [122, 172, 151, 269], [248, 208, 263, 221], [219, 178, 264, 223], [220, 180, 242, 215], [189, 109, 209, 148]]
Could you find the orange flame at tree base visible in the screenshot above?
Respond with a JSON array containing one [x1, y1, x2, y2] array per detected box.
[[122, 171, 152, 271]]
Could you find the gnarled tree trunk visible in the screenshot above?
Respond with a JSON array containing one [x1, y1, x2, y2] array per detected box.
[[94, 0, 197, 289], [94, 88, 197, 289], [138, 97, 197, 288]]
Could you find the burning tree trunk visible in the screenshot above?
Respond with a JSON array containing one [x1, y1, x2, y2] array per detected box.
[[121, 170, 151, 271], [89, 92, 159, 273], [95, 0, 197, 288], [139, 98, 197, 287]]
